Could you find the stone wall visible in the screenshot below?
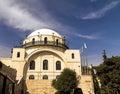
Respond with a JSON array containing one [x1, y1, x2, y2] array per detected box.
[[26, 75, 95, 94], [26, 80, 56, 94], [0, 61, 16, 94], [78, 75, 95, 94]]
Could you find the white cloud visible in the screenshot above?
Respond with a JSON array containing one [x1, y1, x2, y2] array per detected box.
[[0, 0, 98, 40], [81, 1, 120, 19], [0, 45, 11, 57], [77, 33, 97, 40], [0, 0, 61, 31], [71, 31, 98, 40]]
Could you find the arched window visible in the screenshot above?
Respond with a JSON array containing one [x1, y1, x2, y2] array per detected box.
[[43, 59, 48, 70], [56, 39, 59, 45], [56, 61, 61, 70], [32, 38, 35, 44], [29, 75, 35, 80], [30, 60, 35, 70], [17, 52, 20, 58], [43, 75, 48, 80], [44, 37, 47, 44], [72, 53, 75, 59]]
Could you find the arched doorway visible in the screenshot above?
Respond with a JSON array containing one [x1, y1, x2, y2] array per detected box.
[[74, 88, 83, 94]]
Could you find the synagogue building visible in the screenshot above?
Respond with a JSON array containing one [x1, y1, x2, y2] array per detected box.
[[0, 29, 94, 94]]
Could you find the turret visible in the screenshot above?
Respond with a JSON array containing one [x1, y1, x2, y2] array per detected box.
[[23, 29, 68, 50]]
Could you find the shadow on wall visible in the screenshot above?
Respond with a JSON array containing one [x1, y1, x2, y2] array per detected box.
[[15, 78, 29, 94], [0, 61, 29, 94], [0, 61, 16, 94]]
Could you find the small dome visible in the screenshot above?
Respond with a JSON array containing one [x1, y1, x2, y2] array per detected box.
[[27, 28, 62, 38]]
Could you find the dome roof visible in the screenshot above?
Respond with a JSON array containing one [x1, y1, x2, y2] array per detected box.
[[27, 28, 62, 38]]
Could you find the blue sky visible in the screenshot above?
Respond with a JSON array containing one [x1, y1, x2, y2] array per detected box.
[[0, 0, 120, 65]]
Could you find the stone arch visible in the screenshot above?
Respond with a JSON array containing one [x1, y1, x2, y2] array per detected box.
[[23, 49, 67, 80], [25, 49, 66, 62]]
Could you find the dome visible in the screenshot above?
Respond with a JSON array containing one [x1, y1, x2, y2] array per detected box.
[[27, 28, 62, 38]]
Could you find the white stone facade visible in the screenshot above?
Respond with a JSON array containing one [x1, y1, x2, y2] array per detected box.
[[0, 29, 94, 94]]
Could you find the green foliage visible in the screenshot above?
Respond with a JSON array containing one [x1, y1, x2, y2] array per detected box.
[[96, 56, 120, 94], [52, 68, 79, 94]]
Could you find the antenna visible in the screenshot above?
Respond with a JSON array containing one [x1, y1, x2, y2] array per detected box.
[[38, 32, 40, 37]]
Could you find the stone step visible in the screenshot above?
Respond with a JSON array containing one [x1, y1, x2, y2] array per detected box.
[[26, 80, 56, 94]]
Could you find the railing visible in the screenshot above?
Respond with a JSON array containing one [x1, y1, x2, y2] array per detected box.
[[23, 41, 68, 49]]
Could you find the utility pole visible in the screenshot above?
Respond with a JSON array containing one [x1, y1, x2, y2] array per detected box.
[[102, 50, 107, 61]]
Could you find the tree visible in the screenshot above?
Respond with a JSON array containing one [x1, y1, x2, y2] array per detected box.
[[96, 56, 120, 94], [52, 68, 79, 94]]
